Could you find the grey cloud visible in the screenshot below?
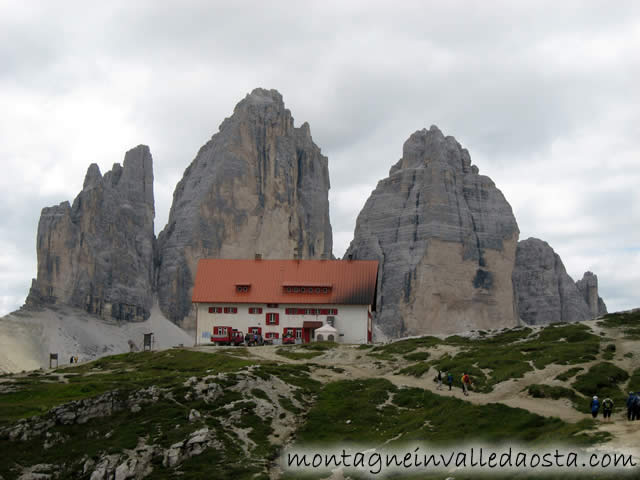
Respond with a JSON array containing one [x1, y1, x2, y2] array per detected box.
[[1, 1, 639, 315]]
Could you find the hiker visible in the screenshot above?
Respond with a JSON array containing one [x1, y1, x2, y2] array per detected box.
[[447, 372, 453, 391], [461, 373, 471, 396], [627, 392, 636, 421], [245, 333, 251, 346], [602, 397, 613, 422], [437, 370, 443, 390], [634, 393, 640, 421], [590, 396, 600, 419]]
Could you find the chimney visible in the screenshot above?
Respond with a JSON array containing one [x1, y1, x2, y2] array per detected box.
[[255, 253, 262, 260]]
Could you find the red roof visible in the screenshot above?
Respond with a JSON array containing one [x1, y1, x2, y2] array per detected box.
[[192, 259, 378, 308]]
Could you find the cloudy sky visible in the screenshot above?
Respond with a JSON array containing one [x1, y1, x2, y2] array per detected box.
[[1, 1, 638, 315]]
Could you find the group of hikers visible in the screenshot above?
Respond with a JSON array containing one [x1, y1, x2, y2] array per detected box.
[[244, 332, 264, 346], [625, 392, 640, 421], [589, 392, 640, 422], [436, 370, 473, 396], [589, 396, 614, 421]]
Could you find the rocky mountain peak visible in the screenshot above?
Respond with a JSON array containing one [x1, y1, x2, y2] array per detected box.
[[347, 126, 519, 337], [390, 125, 473, 175], [83, 164, 102, 189], [576, 271, 608, 317], [157, 89, 332, 327], [26, 146, 156, 322], [513, 238, 608, 324]]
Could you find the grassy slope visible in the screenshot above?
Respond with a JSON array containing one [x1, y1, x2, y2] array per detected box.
[[2, 311, 640, 479]]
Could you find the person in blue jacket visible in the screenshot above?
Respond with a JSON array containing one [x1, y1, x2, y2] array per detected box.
[[590, 396, 600, 418], [627, 392, 637, 421]]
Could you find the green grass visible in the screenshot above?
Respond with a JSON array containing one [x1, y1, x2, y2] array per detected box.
[[297, 341, 338, 351], [525, 384, 590, 413], [0, 350, 325, 479], [628, 367, 640, 392], [369, 336, 441, 357], [294, 378, 608, 448], [572, 362, 629, 410], [275, 348, 323, 360], [424, 324, 600, 394], [397, 362, 433, 378], [403, 351, 430, 361], [598, 310, 640, 338], [555, 367, 584, 382], [0, 350, 253, 425], [602, 343, 616, 360]]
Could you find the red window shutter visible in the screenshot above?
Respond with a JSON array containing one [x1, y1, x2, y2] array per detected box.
[[320, 309, 329, 315], [297, 308, 305, 315], [274, 313, 279, 325], [233, 307, 237, 313], [208, 307, 214, 313]]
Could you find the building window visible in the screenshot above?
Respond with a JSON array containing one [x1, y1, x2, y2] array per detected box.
[[330, 308, 338, 315], [249, 307, 263, 314], [267, 303, 278, 308], [249, 326, 262, 335], [265, 332, 279, 339], [323, 288, 328, 293], [306, 308, 316, 315], [295, 328, 303, 339], [236, 286, 249, 293], [286, 287, 292, 293], [266, 313, 279, 325], [315, 288, 321, 293], [223, 307, 237, 314], [213, 327, 229, 336], [209, 306, 222, 314]]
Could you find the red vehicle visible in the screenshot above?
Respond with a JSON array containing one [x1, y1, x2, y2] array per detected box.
[[211, 326, 244, 346], [282, 333, 296, 345]]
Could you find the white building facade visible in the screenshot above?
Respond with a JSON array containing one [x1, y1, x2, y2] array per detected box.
[[191, 258, 378, 345]]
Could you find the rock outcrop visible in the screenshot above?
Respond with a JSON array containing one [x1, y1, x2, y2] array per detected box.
[[512, 238, 594, 325], [576, 271, 608, 317], [156, 88, 332, 328], [345, 126, 520, 337], [25, 146, 155, 321]]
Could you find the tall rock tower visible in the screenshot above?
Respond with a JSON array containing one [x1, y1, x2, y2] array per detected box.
[[576, 271, 608, 318], [26, 145, 156, 321], [346, 126, 520, 337], [512, 238, 592, 325], [156, 88, 333, 328]]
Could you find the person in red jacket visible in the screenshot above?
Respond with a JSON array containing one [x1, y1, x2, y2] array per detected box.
[[461, 373, 472, 396]]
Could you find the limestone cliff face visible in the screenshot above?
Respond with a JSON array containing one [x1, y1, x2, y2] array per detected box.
[[157, 88, 333, 327], [576, 271, 608, 317], [345, 126, 520, 337], [512, 238, 592, 325], [26, 146, 155, 321]]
